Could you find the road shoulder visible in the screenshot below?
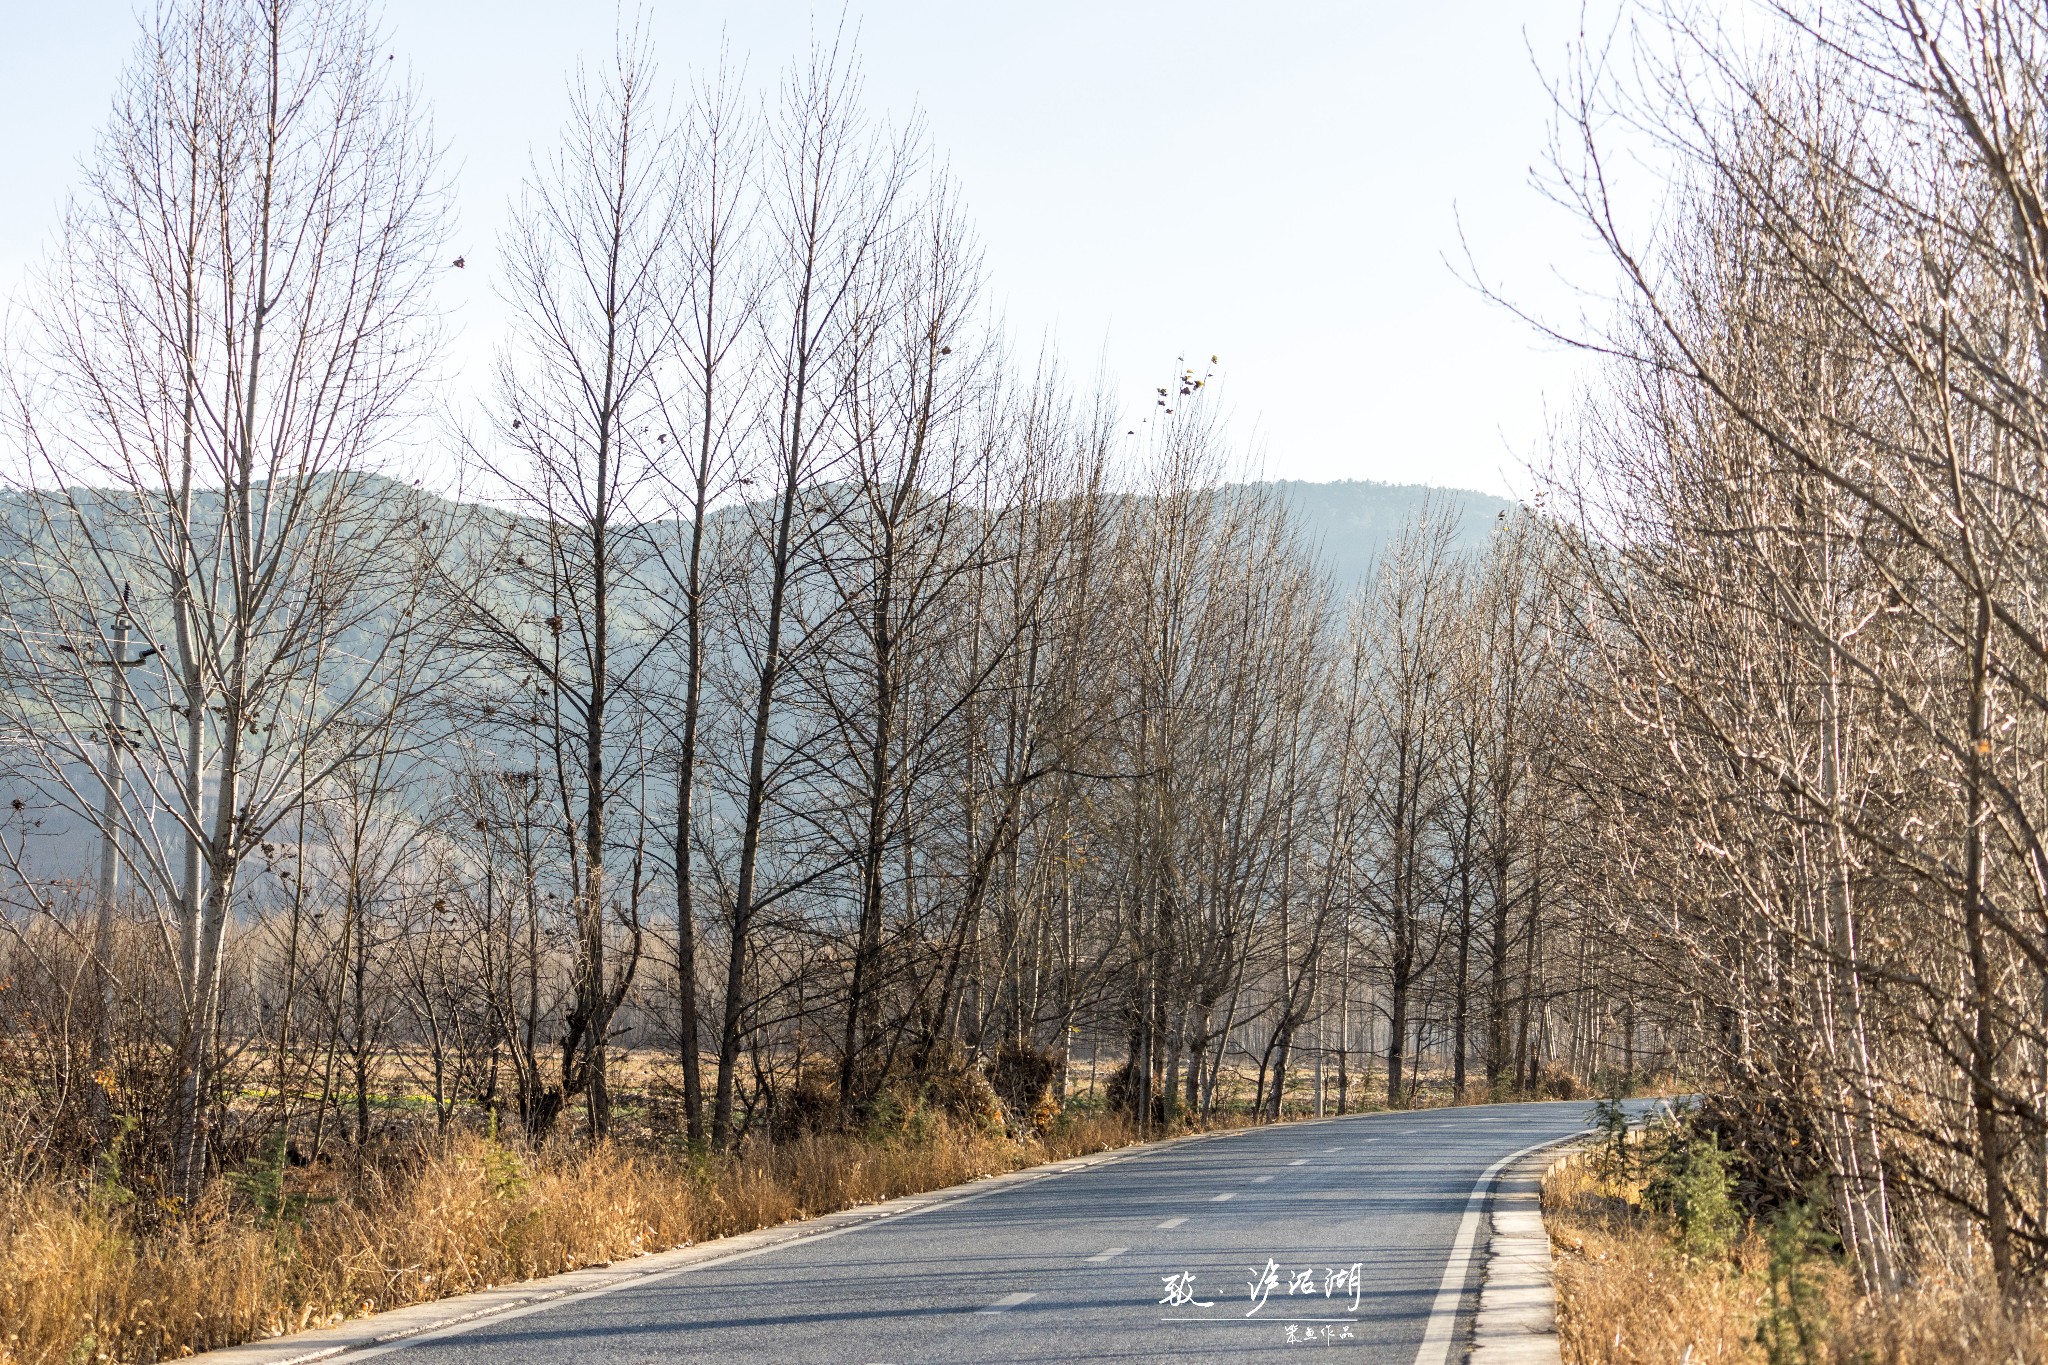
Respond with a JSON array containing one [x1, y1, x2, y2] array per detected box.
[[1469, 1142, 1580, 1364]]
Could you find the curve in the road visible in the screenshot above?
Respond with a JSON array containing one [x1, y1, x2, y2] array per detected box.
[[296, 1099, 1609, 1365]]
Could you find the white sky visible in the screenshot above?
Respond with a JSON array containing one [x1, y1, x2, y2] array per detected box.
[[0, 1, 1636, 499]]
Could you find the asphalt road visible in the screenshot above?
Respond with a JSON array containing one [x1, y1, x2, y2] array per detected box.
[[353, 1100, 1606, 1364]]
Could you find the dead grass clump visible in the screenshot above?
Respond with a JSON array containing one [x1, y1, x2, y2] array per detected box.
[[1039, 1111, 1140, 1159], [1826, 1277, 2048, 1365], [1544, 1150, 2048, 1364], [1545, 1155, 1774, 1364], [0, 1110, 1154, 1365]]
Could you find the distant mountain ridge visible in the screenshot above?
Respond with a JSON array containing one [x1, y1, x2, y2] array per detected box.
[[1259, 479, 1520, 592], [0, 475, 1512, 880]]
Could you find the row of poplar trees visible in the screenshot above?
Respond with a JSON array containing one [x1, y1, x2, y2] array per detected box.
[[1548, 0, 2048, 1301], [0, 0, 1648, 1203]]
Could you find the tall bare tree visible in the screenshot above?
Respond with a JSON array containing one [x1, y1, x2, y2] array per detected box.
[[706, 37, 916, 1146], [453, 24, 678, 1138], [0, 0, 447, 1195]]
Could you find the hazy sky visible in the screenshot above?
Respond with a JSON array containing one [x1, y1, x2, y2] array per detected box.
[[0, 2, 1631, 498]]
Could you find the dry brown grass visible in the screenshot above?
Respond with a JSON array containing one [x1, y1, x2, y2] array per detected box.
[[1544, 1151, 2048, 1364], [0, 1112, 1141, 1365], [1821, 1278, 2048, 1364], [1545, 1154, 1777, 1364]]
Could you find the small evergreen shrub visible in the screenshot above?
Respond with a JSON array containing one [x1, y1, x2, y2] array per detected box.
[[1755, 1198, 1835, 1365], [1643, 1129, 1739, 1259]]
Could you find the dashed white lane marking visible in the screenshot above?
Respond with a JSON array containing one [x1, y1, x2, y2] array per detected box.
[[1157, 1216, 1188, 1229], [1323, 1146, 1343, 1153], [977, 1292, 1037, 1314], [1289, 1159, 1308, 1166], [1210, 1192, 1237, 1202], [1085, 1247, 1129, 1263], [1250, 1175, 1275, 1184]]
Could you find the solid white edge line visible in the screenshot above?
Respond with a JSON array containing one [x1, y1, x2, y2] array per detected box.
[[1408, 1128, 1592, 1365]]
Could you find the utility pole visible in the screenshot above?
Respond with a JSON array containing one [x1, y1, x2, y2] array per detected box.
[[79, 588, 155, 1142]]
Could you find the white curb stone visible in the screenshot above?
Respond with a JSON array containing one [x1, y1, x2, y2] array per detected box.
[[1468, 1144, 1578, 1364]]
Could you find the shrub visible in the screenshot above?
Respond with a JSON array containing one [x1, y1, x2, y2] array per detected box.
[[986, 1042, 1063, 1134], [1644, 1129, 1739, 1260], [1755, 1199, 1835, 1365], [1589, 1095, 1631, 1177]]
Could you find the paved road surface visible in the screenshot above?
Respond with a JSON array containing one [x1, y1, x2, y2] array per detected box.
[[351, 1100, 1607, 1364]]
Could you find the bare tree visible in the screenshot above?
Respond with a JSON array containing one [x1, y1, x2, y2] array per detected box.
[[450, 24, 683, 1138], [1355, 507, 1461, 1106], [705, 37, 916, 1147], [650, 50, 758, 1144], [0, 0, 447, 1195]]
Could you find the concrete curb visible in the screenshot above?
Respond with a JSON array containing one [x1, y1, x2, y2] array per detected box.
[[182, 1122, 1268, 1365], [1468, 1142, 1581, 1364]]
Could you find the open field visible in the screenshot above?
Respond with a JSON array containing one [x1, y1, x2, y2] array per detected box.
[[185, 1045, 1583, 1150]]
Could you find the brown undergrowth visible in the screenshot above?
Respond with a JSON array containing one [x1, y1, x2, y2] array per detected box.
[[1545, 1126, 2048, 1364], [0, 1111, 1141, 1365], [1546, 1151, 1778, 1363]]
